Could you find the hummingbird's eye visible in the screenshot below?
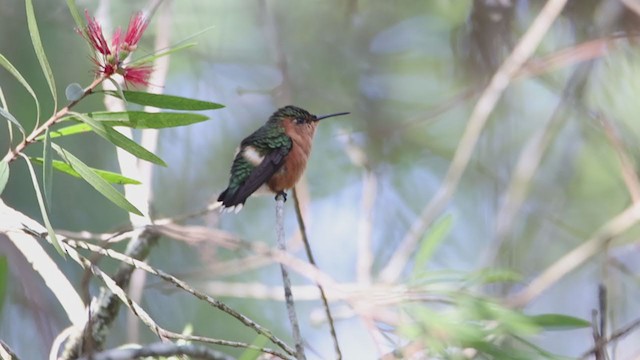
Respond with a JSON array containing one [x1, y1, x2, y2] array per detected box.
[[294, 117, 305, 125]]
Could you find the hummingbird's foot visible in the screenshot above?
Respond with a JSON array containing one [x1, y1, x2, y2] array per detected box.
[[275, 191, 287, 202]]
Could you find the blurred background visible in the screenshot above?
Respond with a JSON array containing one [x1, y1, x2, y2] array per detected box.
[[2, 0, 640, 359]]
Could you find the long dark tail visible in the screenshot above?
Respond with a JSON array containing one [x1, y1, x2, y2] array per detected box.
[[217, 187, 246, 208]]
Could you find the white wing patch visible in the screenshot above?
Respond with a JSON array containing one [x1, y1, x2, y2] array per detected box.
[[242, 145, 265, 166]]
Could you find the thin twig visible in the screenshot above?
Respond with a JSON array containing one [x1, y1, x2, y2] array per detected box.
[[76, 342, 235, 360], [491, 63, 593, 258], [2, 76, 106, 163], [60, 230, 160, 359], [64, 238, 296, 357], [64, 242, 293, 360], [507, 201, 640, 307], [0, 340, 19, 360], [276, 194, 306, 359], [379, 0, 570, 283], [580, 316, 640, 359], [293, 187, 341, 360]]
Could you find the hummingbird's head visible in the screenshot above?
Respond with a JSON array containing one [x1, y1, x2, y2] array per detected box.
[[270, 105, 350, 128], [270, 105, 350, 143]]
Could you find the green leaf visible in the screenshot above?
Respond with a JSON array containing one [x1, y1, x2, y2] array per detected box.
[[36, 123, 91, 140], [0, 106, 25, 137], [104, 90, 224, 111], [64, 0, 84, 31], [0, 160, 9, 195], [529, 314, 591, 331], [43, 128, 53, 211], [51, 144, 142, 215], [25, 0, 57, 112], [20, 153, 65, 257], [238, 335, 269, 360], [0, 53, 40, 125], [107, 77, 127, 103], [83, 111, 210, 129], [412, 214, 453, 276], [0, 256, 7, 315], [30, 157, 141, 185], [128, 42, 197, 67], [70, 112, 167, 166]]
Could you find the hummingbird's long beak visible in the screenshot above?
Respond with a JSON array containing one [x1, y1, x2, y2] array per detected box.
[[314, 112, 350, 121]]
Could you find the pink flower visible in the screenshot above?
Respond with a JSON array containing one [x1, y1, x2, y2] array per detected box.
[[122, 66, 153, 87], [78, 10, 152, 87], [80, 10, 110, 55]]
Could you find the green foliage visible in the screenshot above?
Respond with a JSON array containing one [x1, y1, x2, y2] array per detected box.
[[412, 214, 453, 278], [52, 144, 143, 215], [21, 154, 65, 257], [238, 335, 269, 360], [400, 293, 587, 359], [85, 111, 211, 129], [0, 106, 25, 138], [70, 111, 167, 166], [37, 122, 90, 140], [128, 42, 197, 67], [104, 90, 224, 110], [30, 157, 141, 185], [64, 0, 84, 31], [529, 314, 591, 331], [25, 0, 57, 113], [0, 53, 40, 128], [0, 161, 8, 195], [0, 256, 6, 316]]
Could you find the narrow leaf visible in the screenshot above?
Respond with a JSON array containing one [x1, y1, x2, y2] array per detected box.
[[0, 107, 25, 137], [0, 53, 40, 124], [104, 90, 224, 110], [70, 111, 167, 166], [43, 128, 53, 211], [51, 144, 142, 215], [88, 111, 209, 129], [19, 153, 65, 256], [25, 0, 57, 111], [35, 123, 91, 140], [529, 314, 591, 331], [30, 157, 141, 185], [64, 0, 84, 30], [0, 160, 9, 195], [0, 256, 7, 315], [412, 214, 453, 276], [128, 42, 197, 67], [107, 77, 127, 104]]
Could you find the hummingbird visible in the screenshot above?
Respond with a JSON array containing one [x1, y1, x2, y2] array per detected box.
[[217, 105, 349, 213]]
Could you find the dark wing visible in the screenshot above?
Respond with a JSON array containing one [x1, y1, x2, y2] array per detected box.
[[218, 124, 292, 207], [219, 146, 289, 207]]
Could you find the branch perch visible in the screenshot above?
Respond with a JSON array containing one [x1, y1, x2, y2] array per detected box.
[[276, 193, 306, 360]]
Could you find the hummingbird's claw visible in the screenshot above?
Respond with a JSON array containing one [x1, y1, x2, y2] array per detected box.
[[275, 191, 287, 202]]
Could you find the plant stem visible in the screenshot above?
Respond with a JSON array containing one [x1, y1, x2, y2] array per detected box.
[[292, 187, 341, 359], [2, 76, 106, 164]]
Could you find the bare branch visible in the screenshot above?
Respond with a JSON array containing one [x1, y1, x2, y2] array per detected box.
[[276, 194, 305, 359], [76, 342, 235, 360], [507, 201, 640, 307], [63, 238, 295, 357]]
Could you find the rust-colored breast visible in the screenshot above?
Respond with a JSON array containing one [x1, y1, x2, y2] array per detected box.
[[267, 119, 316, 192]]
